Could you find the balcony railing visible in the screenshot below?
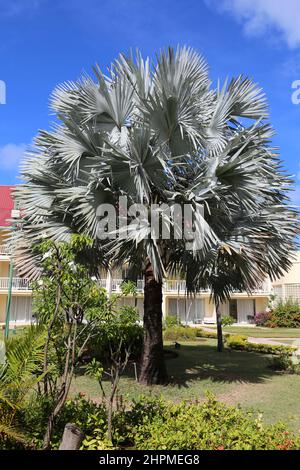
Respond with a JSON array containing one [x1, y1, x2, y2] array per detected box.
[[163, 280, 210, 293], [110, 279, 145, 292], [98, 279, 145, 293], [0, 277, 31, 291], [0, 245, 11, 256], [97, 278, 272, 295], [164, 280, 187, 292]]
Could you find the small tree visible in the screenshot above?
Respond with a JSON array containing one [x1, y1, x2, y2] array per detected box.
[[32, 235, 108, 449], [85, 289, 141, 442]]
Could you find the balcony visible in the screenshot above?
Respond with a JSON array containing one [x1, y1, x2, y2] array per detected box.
[[164, 280, 210, 293], [111, 279, 144, 292], [164, 280, 188, 293], [98, 279, 145, 293], [0, 277, 31, 291], [97, 278, 272, 296]]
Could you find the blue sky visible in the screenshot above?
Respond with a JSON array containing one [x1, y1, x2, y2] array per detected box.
[[0, 0, 299, 204]]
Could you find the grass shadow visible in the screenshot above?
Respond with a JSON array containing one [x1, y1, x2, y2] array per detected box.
[[164, 341, 280, 388]]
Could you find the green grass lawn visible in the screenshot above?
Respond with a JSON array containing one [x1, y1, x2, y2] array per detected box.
[[70, 338, 300, 431], [207, 326, 300, 338], [0, 327, 26, 341]]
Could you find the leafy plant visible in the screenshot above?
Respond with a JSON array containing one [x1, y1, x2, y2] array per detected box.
[[221, 315, 235, 326], [196, 328, 218, 339], [32, 235, 110, 449], [129, 394, 300, 450], [16, 393, 300, 450], [267, 302, 300, 328], [226, 335, 296, 355], [268, 353, 295, 372], [84, 297, 143, 442], [254, 311, 272, 327], [164, 316, 180, 328], [163, 325, 198, 341], [0, 325, 47, 449]]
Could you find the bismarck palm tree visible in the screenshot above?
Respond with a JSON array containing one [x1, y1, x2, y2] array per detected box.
[[14, 47, 298, 385]]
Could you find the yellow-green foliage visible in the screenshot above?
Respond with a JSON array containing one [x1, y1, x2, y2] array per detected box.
[[129, 394, 300, 450], [17, 393, 300, 450], [226, 335, 296, 355], [163, 325, 198, 341], [163, 325, 218, 341]]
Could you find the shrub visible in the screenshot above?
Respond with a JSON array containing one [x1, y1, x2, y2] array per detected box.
[[18, 393, 300, 450], [254, 311, 272, 327], [164, 315, 180, 328], [163, 325, 198, 341], [20, 394, 108, 449], [266, 302, 300, 328], [221, 315, 235, 326], [226, 335, 296, 356], [84, 307, 144, 364], [195, 328, 218, 339], [268, 353, 295, 372], [123, 394, 300, 450]]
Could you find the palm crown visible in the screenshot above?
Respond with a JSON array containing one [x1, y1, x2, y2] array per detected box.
[[15, 46, 298, 302]]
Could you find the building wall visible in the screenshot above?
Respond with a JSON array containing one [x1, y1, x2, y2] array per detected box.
[[0, 236, 299, 326], [272, 252, 300, 303], [273, 253, 300, 286], [0, 294, 7, 323], [0, 229, 9, 245], [0, 260, 9, 277]]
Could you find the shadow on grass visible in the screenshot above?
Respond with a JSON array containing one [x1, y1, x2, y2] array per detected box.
[[76, 340, 279, 390], [164, 342, 278, 388]]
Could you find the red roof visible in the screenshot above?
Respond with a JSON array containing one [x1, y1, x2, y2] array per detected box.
[[0, 185, 15, 227]]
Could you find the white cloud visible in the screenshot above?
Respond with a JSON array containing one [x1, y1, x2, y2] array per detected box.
[[206, 0, 300, 48], [0, 143, 27, 171]]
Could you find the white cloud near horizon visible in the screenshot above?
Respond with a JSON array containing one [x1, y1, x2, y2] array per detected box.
[[0, 143, 27, 171], [206, 0, 300, 48]]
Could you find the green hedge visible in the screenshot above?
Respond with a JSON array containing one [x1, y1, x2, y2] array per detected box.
[[226, 335, 296, 355], [196, 328, 218, 339], [163, 325, 218, 341], [222, 315, 235, 326], [163, 325, 198, 341], [267, 302, 300, 328], [18, 393, 300, 450], [128, 395, 300, 450]]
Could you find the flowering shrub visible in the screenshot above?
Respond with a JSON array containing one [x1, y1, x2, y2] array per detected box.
[[254, 311, 272, 326], [254, 303, 300, 328]]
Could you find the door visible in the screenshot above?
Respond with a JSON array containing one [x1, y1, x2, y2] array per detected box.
[[11, 296, 32, 323], [229, 299, 238, 321], [168, 298, 185, 323], [193, 299, 205, 323], [237, 299, 255, 324]]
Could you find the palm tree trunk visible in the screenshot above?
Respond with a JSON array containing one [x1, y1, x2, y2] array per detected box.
[[216, 301, 223, 352], [138, 264, 168, 385]]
